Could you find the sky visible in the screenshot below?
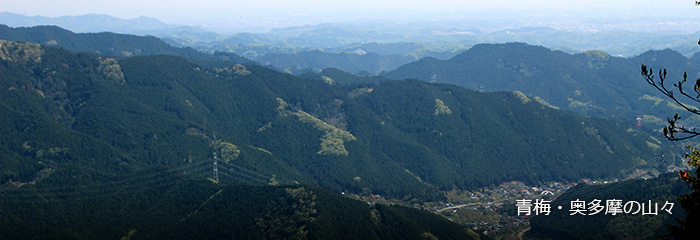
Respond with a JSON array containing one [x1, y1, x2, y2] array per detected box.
[[3, 0, 700, 33]]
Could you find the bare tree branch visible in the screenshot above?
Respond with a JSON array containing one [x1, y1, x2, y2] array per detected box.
[[641, 64, 700, 140]]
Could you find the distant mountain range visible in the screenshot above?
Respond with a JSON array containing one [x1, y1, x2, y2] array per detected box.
[[3, 12, 699, 62], [183, 25, 700, 74], [257, 50, 416, 75], [0, 24, 250, 66], [0, 11, 210, 37]]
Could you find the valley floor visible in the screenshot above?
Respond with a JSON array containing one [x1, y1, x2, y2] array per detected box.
[[344, 167, 676, 240]]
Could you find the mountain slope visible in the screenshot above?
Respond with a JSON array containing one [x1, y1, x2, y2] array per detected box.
[[344, 79, 670, 188], [1, 175, 484, 240], [0, 40, 671, 199], [0, 41, 484, 239], [386, 42, 700, 127], [299, 68, 392, 85]]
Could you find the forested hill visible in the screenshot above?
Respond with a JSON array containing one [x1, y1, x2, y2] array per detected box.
[[0, 24, 250, 65], [0, 41, 487, 240], [1, 174, 484, 239], [298, 67, 392, 85], [0, 40, 670, 200], [386, 42, 700, 127]]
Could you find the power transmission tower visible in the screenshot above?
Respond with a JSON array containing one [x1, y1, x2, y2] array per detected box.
[[212, 132, 219, 183], [213, 152, 219, 183]]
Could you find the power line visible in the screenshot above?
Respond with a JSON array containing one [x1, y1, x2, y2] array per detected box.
[[0, 155, 298, 203], [218, 160, 274, 180], [217, 163, 269, 185], [0, 161, 211, 203], [0, 161, 208, 195], [218, 171, 268, 185]]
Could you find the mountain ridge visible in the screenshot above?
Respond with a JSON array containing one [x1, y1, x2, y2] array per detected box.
[[0, 24, 251, 66], [386, 42, 700, 127], [0, 11, 201, 35]]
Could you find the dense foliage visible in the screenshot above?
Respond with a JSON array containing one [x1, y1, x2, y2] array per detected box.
[[0, 39, 670, 200], [299, 68, 391, 85], [1, 173, 484, 240], [0, 42, 488, 239], [386, 42, 700, 128]]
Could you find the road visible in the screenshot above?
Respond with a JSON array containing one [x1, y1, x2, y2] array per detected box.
[[435, 203, 479, 213], [518, 227, 531, 240], [435, 198, 509, 213]]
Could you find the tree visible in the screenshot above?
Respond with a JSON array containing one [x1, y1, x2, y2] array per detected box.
[[641, 52, 700, 239]]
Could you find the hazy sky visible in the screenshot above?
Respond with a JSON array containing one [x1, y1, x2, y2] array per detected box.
[[3, 0, 700, 33]]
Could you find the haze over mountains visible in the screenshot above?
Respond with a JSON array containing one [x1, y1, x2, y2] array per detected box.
[[0, 23, 250, 65], [3, 12, 700, 61], [0, 11, 204, 36]]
